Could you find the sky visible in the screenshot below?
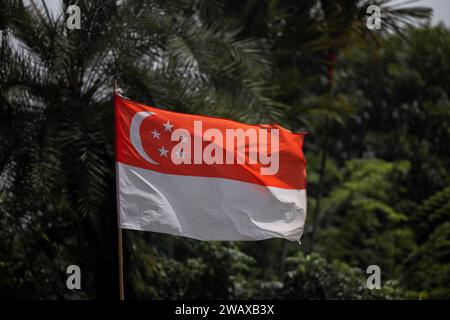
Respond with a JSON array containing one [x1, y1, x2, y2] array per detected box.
[[407, 0, 450, 25], [23, 0, 450, 26]]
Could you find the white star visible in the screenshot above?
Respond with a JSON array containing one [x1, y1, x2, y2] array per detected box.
[[179, 135, 188, 143], [158, 146, 169, 157], [177, 150, 185, 158], [163, 120, 174, 132], [151, 129, 160, 139]]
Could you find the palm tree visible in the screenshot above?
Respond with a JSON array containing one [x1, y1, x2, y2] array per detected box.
[[0, 0, 281, 298]]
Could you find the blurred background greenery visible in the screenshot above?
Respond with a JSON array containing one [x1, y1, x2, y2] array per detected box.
[[0, 0, 449, 299]]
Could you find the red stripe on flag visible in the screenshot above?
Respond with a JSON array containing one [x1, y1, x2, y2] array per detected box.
[[115, 96, 306, 189]]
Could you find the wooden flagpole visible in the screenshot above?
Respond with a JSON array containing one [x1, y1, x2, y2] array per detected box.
[[118, 228, 124, 301], [114, 79, 125, 300]]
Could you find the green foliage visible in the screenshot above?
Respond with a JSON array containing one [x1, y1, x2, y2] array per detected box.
[[126, 238, 257, 299], [317, 25, 450, 298], [281, 252, 413, 299], [336, 25, 450, 195], [403, 223, 450, 299], [312, 159, 415, 279], [413, 186, 450, 243]]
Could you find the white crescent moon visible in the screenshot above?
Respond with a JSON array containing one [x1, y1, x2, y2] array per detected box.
[[130, 111, 159, 165]]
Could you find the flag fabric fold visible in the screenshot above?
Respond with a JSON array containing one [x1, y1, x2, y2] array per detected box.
[[115, 95, 307, 241]]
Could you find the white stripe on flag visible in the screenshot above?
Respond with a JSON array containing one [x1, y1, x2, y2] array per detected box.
[[117, 162, 307, 241]]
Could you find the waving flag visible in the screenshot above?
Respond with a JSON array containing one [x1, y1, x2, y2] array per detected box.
[[115, 95, 307, 241]]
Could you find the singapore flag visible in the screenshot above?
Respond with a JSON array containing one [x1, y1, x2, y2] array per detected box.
[[115, 94, 307, 241]]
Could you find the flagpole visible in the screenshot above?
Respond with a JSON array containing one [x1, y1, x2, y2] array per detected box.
[[114, 79, 125, 301]]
